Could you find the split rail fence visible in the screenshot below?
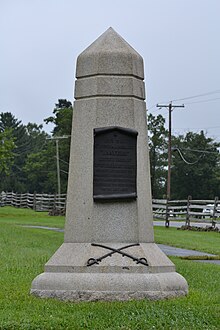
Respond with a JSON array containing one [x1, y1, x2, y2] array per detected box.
[[153, 196, 220, 228], [0, 192, 66, 212], [0, 192, 219, 227]]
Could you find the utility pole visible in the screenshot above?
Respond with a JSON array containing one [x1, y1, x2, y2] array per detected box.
[[46, 136, 70, 196], [55, 139, 61, 196], [156, 102, 184, 200]]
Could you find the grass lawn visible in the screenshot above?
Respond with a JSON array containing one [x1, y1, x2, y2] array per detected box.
[[0, 206, 65, 228], [154, 226, 220, 256], [0, 207, 219, 330]]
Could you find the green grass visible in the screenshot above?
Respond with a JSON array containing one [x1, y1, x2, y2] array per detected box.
[[0, 207, 220, 329], [154, 226, 220, 255], [0, 206, 65, 228]]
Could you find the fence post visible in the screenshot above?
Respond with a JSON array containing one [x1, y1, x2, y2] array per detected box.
[[185, 195, 191, 227], [165, 199, 170, 228], [212, 196, 218, 228], [53, 194, 57, 211], [14, 192, 17, 208], [19, 193, 22, 208], [33, 192, 37, 211]]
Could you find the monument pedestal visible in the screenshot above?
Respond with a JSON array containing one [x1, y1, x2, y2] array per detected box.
[[31, 27, 188, 301], [31, 242, 188, 301]]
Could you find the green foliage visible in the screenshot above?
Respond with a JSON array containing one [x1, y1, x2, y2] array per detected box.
[[171, 131, 220, 199], [147, 113, 220, 199], [23, 149, 56, 193], [0, 208, 219, 329], [44, 99, 73, 136], [43, 99, 73, 193], [0, 112, 49, 192], [0, 112, 28, 190], [148, 113, 168, 198], [0, 129, 15, 174], [0, 100, 73, 194]]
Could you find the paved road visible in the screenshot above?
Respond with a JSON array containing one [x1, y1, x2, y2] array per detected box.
[[24, 225, 64, 232], [154, 220, 220, 229], [24, 225, 220, 264], [157, 244, 220, 265], [157, 244, 215, 257]]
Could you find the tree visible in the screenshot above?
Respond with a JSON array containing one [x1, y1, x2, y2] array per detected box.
[[22, 124, 54, 193], [148, 113, 168, 198], [23, 147, 57, 193], [44, 99, 73, 193], [0, 129, 15, 174], [171, 131, 220, 199], [0, 112, 29, 191], [0, 112, 52, 192], [26, 122, 48, 152], [44, 99, 73, 136], [0, 100, 73, 194]]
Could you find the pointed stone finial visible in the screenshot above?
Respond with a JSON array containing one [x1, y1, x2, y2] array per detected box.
[[75, 27, 145, 100], [76, 27, 144, 79]]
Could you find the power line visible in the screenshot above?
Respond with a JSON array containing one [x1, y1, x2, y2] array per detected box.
[[60, 169, 69, 174], [175, 125, 220, 130], [175, 147, 219, 154], [14, 140, 47, 155], [147, 104, 157, 111], [149, 96, 220, 113], [185, 97, 220, 105], [172, 147, 204, 165], [14, 136, 47, 150], [171, 89, 220, 102], [54, 156, 69, 165], [148, 89, 220, 112]]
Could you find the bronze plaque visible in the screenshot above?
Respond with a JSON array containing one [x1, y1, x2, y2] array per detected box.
[[93, 126, 138, 201]]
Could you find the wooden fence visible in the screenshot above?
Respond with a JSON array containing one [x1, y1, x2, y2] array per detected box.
[[1, 192, 219, 227], [152, 196, 220, 227], [0, 192, 66, 212]]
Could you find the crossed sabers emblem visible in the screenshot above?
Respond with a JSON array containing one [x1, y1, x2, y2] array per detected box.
[[87, 243, 148, 267]]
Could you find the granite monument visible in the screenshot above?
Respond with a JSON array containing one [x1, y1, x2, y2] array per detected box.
[[31, 27, 188, 301]]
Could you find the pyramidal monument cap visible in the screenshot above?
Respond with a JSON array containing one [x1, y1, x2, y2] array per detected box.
[[30, 27, 188, 301], [76, 27, 144, 79]]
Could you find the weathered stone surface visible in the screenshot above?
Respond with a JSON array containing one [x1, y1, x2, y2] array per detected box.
[[31, 272, 188, 301], [64, 96, 154, 243], [75, 76, 145, 100], [76, 27, 144, 79], [43, 243, 175, 274], [31, 289, 188, 302], [30, 27, 188, 301]]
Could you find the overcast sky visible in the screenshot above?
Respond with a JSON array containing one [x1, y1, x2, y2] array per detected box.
[[1, 0, 220, 140]]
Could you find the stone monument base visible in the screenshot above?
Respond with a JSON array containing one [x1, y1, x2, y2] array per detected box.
[[31, 272, 188, 302], [30, 243, 188, 301]]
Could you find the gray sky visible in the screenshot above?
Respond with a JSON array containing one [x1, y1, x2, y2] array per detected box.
[[1, 0, 220, 140]]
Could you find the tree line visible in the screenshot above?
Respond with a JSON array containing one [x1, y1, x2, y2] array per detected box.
[[1, 100, 220, 199]]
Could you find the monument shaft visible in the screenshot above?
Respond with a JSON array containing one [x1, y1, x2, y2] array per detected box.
[[31, 28, 188, 301]]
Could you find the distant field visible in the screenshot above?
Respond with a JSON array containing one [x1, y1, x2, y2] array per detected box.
[[0, 206, 219, 330]]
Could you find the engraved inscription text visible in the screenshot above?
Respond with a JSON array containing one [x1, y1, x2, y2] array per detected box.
[[93, 127, 138, 200]]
